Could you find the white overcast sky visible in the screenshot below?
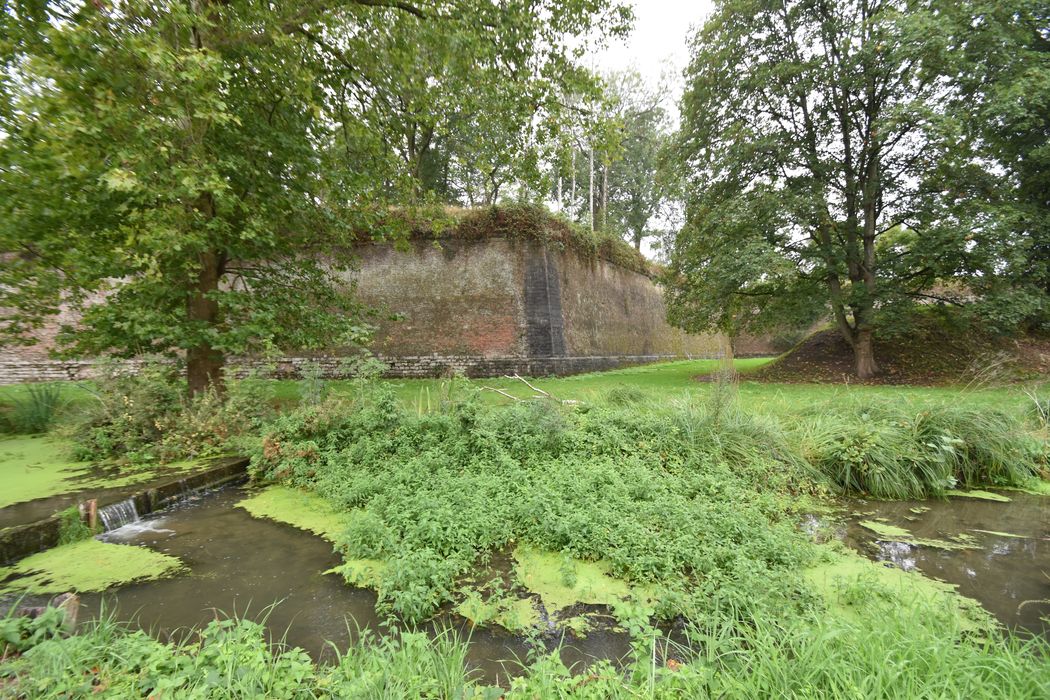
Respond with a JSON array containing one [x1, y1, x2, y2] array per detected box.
[[591, 1, 716, 120]]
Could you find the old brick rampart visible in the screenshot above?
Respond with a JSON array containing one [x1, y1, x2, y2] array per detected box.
[[1, 236, 769, 383]]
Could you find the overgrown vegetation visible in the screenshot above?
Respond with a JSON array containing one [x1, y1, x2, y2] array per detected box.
[[3, 587, 1048, 698], [250, 381, 821, 625], [68, 360, 271, 463], [795, 400, 1047, 499], [244, 376, 1045, 629], [387, 204, 654, 276], [55, 507, 94, 546]]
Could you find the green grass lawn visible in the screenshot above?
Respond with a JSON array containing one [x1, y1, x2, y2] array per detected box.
[[3, 357, 1042, 420], [260, 357, 1040, 415]]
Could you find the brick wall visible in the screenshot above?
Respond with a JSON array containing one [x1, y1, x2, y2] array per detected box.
[[1, 236, 775, 384]]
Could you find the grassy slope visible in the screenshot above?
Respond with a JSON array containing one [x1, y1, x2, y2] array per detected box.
[[4, 357, 1037, 416]]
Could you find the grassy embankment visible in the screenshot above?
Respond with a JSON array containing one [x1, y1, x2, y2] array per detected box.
[[2, 360, 1049, 697]]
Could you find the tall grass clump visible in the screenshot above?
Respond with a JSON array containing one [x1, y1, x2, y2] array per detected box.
[[7, 382, 63, 433], [795, 399, 1045, 499]]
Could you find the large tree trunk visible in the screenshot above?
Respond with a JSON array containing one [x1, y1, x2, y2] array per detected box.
[[853, 327, 878, 380], [187, 247, 224, 397]]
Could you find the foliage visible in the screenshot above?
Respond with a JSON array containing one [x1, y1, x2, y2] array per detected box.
[[249, 382, 821, 625], [55, 506, 93, 546], [795, 400, 1045, 499], [1, 605, 66, 657], [667, 0, 992, 378], [69, 358, 270, 463], [5, 383, 63, 434], [4, 596, 1049, 698], [601, 71, 676, 252], [0, 0, 632, 395], [941, 0, 1050, 333]]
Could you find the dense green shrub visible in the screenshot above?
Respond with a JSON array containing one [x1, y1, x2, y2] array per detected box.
[[70, 359, 271, 462], [251, 385, 820, 624]]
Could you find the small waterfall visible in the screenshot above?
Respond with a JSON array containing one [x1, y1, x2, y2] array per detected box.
[[98, 498, 140, 531]]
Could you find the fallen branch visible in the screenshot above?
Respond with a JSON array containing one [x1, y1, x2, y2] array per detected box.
[[480, 386, 526, 402], [502, 373, 560, 401], [482, 374, 579, 405]]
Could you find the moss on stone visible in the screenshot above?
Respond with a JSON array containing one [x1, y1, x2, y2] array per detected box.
[[0, 538, 183, 594]]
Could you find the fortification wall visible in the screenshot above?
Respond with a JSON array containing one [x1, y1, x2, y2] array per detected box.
[[350, 239, 527, 357], [345, 237, 725, 371], [1, 235, 768, 383]]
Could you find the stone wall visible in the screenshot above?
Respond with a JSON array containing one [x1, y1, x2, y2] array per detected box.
[[1, 236, 772, 383], [348, 237, 725, 366]]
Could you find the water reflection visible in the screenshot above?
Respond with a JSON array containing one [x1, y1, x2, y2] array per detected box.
[[843, 492, 1050, 638]]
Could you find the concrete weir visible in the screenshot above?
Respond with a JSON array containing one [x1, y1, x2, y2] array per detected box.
[[0, 456, 249, 565]]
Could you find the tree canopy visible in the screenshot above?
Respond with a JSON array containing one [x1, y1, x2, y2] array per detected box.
[[0, 0, 630, 394], [665, 0, 1028, 378]]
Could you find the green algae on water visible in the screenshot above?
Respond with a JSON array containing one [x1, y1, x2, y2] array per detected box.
[[0, 538, 184, 594], [0, 436, 205, 511], [237, 485, 347, 542], [238, 486, 389, 589], [857, 520, 979, 551], [944, 489, 1011, 502], [454, 589, 539, 633], [1001, 479, 1050, 497], [512, 546, 642, 614], [805, 550, 992, 634], [971, 529, 1029, 539]]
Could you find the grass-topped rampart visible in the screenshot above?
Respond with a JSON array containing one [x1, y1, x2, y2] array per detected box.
[[362, 203, 655, 277]]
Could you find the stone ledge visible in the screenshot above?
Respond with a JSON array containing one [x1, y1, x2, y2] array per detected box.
[[2, 354, 734, 383], [0, 457, 249, 566]]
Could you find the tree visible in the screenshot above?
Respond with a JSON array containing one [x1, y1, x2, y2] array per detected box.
[[603, 71, 674, 251], [667, 0, 974, 378], [0, 0, 630, 395], [941, 0, 1050, 332]]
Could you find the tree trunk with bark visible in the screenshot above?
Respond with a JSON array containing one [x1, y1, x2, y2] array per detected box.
[[853, 327, 878, 379], [187, 246, 225, 398]]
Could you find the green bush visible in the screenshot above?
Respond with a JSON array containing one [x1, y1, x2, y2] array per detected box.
[[251, 387, 820, 626], [69, 358, 271, 463]]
